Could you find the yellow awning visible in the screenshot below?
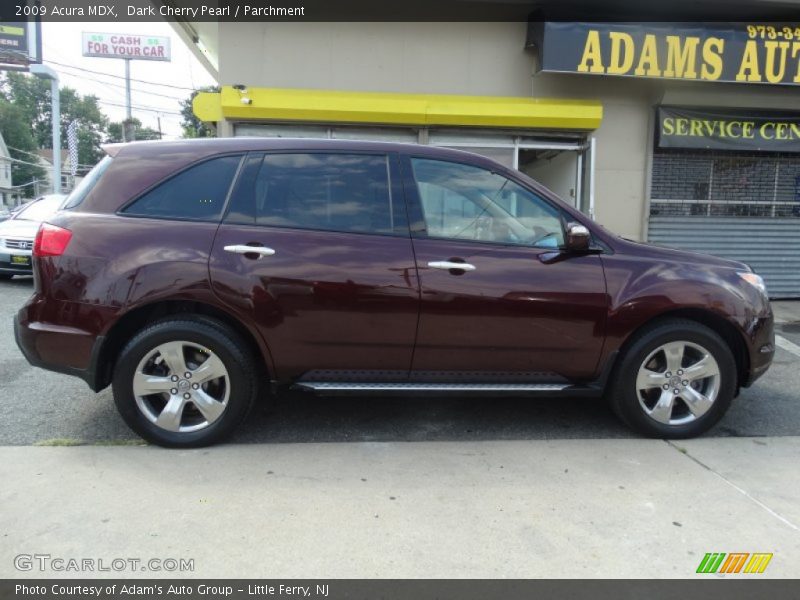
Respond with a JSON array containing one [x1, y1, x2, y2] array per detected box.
[[194, 87, 602, 130]]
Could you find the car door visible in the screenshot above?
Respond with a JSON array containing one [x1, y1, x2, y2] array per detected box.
[[402, 155, 608, 381], [209, 151, 419, 382]]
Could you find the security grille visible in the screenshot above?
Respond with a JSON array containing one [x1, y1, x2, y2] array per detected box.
[[650, 151, 800, 218], [648, 150, 800, 297]]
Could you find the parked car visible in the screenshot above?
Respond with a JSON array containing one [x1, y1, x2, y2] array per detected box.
[[15, 139, 774, 447], [0, 207, 10, 222], [0, 194, 67, 279]]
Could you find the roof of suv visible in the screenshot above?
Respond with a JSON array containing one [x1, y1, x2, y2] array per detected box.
[[104, 137, 502, 165]]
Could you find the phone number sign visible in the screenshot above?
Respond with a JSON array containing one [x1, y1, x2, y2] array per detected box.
[[82, 32, 170, 61]]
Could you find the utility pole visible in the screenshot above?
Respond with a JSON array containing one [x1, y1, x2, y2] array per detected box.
[[123, 58, 136, 142], [29, 64, 61, 194]]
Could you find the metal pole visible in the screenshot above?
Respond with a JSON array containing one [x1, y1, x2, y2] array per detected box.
[[125, 58, 132, 120], [589, 137, 596, 220], [51, 77, 61, 193]]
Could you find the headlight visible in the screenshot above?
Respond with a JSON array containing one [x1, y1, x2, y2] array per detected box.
[[737, 271, 768, 296]]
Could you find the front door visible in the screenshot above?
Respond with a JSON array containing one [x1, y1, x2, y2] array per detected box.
[[403, 155, 608, 381], [209, 151, 419, 382]]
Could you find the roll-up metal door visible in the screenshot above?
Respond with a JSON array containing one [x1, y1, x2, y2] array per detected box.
[[648, 216, 800, 298], [649, 150, 800, 298]]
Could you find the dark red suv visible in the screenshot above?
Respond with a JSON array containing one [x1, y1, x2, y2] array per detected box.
[[14, 138, 774, 447]]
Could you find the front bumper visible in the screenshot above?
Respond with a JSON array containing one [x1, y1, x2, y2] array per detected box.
[[742, 309, 775, 388]]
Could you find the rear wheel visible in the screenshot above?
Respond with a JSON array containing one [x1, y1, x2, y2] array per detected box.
[[112, 318, 257, 447], [608, 319, 737, 438]]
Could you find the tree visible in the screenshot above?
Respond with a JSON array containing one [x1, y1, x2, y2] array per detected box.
[[180, 86, 219, 138], [106, 118, 161, 143], [0, 72, 109, 173], [0, 99, 45, 197]]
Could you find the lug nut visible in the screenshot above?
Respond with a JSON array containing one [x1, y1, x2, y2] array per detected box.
[[665, 371, 672, 377], [673, 389, 680, 394], [183, 393, 191, 399], [677, 370, 683, 376], [171, 375, 179, 382], [184, 372, 192, 379], [170, 388, 177, 395], [682, 380, 689, 386], [662, 384, 669, 390], [192, 383, 199, 390]]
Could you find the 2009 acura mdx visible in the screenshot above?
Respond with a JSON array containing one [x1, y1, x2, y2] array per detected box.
[[14, 138, 774, 447]]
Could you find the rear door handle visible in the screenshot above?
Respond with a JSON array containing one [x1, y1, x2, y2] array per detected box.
[[224, 244, 276, 258], [427, 260, 476, 272]]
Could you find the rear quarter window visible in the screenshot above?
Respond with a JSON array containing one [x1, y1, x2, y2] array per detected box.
[[63, 156, 113, 209], [121, 155, 243, 221]]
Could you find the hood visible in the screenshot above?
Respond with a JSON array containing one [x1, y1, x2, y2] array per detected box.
[[0, 218, 41, 240], [615, 237, 749, 271]]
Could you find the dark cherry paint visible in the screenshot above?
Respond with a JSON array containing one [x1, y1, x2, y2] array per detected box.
[[15, 138, 773, 395]]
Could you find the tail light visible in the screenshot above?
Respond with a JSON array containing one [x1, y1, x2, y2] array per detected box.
[[33, 223, 73, 257]]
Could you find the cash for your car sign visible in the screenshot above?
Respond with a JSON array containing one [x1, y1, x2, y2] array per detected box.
[[81, 32, 170, 61]]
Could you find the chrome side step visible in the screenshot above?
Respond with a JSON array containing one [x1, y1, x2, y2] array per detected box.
[[294, 382, 569, 392]]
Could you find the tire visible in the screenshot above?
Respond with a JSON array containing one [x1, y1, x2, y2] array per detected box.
[[607, 318, 737, 439], [0, 274, 13, 280], [112, 317, 258, 448]]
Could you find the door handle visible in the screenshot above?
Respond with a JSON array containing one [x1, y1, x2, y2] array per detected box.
[[427, 260, 476, 272], [223, 244, 276, 257]]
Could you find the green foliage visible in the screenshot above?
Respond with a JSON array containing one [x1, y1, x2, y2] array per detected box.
[[180, 86, 219, 138], [0, 71, 108, 174], [106, 118, 162, 143], [0, 98, 45, 197]]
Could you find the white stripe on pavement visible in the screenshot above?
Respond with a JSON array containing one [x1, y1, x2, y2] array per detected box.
[[776, 335, 800, 359]]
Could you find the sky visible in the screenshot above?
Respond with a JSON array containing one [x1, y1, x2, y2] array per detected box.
[[39, 21, 217, 139]]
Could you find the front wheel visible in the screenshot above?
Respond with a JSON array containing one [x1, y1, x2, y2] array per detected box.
[[112, 318, 258, 447], [608, 319, 737, 439]]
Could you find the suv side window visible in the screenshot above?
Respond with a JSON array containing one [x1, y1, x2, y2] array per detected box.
[[410, 158, 565, 249], [244, 153, 401, 235], [122, 155, 242, 221]]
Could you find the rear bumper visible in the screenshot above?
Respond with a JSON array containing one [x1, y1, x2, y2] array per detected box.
[[14, 314, 105, 392]]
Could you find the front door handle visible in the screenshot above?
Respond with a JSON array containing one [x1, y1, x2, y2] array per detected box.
[[427, 260, 476, 272], [224, 244, 276, 258]]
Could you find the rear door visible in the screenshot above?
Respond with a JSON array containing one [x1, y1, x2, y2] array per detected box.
[[209, 151, 419, 382]]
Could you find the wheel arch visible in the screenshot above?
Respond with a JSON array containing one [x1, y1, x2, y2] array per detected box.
[[606, 308, 750, 392], [94, 299, 272, 392]]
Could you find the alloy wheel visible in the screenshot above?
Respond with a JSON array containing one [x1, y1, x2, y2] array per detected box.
[[635, 341, 721, 426], [133, 340, 230, 433]]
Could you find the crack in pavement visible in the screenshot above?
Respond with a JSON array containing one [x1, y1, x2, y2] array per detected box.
[[665, 439, 799, 532]]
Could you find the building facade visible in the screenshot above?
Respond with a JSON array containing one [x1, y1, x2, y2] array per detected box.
[[181, 20, 800, 297]]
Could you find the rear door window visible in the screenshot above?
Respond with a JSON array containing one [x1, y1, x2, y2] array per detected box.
[[122, 155, 242, 221], [228, 153, 404, 235]]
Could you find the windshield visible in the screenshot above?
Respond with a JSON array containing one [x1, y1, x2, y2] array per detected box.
[[14, 196, 65, 222]]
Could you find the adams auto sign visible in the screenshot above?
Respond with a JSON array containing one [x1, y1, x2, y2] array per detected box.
[[528, 22, 800, 86], [81, 32, 170, 61]]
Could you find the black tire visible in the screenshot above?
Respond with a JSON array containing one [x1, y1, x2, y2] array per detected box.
[[0, 274, 13, 280], [112, 317, 258, 448], [607, 318, 737, 439]]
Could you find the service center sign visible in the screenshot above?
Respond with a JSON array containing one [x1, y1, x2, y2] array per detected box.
[[658, 106, 800, 153], [528, 22, 800, 86], [82, 32, 170, 61]]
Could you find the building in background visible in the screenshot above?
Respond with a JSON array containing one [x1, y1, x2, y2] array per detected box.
[[0, 133, 22, 209], [174, 6, 800, 296], [35, 149, 75, 196]]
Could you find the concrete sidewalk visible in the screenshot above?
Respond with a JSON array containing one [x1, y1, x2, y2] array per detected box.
[[1, 438, 798, 579]]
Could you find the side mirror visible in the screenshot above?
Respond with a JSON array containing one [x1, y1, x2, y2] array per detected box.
[[565, 222, 591, 252]]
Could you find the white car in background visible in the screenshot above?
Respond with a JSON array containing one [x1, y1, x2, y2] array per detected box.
[[0, 195, 67, 279]]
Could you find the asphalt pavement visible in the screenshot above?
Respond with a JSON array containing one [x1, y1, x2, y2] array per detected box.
[[2, 275, 800, 446]]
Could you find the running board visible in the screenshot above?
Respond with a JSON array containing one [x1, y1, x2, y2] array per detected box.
[[293, 382, 570, 393]]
